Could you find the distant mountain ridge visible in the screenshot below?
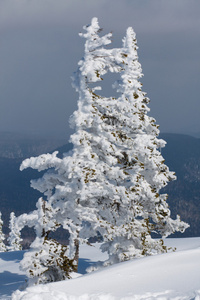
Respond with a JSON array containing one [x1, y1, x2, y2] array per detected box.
[[0, 131, 67, 159], [0, 132, 199, 246]]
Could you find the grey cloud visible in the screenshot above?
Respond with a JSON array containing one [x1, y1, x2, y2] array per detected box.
[[0, 0, 199, 138]]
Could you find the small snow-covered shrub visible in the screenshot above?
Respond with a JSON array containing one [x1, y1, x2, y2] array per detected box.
[[0, 212, 7, 252], [21, 236, 76, 285]]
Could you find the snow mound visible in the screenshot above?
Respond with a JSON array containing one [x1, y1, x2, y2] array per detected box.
[[11, 238, 200, 300]]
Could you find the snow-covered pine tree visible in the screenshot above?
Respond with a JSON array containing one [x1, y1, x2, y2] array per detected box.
[[20, 17, 121, 269], [0, 212, 7, 252], [20, 18, 189, 275], [20, 198, 76, 285], [69, 21, 188, 264], [8, 212, 22, 251], [97, 27, 189, 264]]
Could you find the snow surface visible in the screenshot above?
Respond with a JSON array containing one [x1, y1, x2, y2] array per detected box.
[[0, 238, 200, 300], [0, 251, 26, 299]]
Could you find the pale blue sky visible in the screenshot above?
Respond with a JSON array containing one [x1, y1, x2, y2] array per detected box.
[[0, 0, 199, 139]]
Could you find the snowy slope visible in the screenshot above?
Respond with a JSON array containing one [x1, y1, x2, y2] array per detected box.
[[0, 251, 26, 299], [0, 238, 200, 300]]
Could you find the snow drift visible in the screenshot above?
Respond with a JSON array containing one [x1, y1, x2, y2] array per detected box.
[[9, 238, 200, 300]]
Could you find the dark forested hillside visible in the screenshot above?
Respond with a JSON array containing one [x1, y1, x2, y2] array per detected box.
[[0, 132, 199, 246], [160, 133, 200, 237]]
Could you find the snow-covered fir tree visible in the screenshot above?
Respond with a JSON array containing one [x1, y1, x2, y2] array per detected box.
[[96, 27, 189, 264], [20, 17, 121, 269], [20, 17, 189, 278], [0, 212, 7, 252], [70, 22, 188, 265], [8, 212, 22, 251], [20, 198, 76, 285]]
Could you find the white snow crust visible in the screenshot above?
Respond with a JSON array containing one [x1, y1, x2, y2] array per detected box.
[[0, 238, 199, 300]]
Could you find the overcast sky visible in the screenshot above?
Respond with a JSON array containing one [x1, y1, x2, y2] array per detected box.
[[0, 0, 200, 140]]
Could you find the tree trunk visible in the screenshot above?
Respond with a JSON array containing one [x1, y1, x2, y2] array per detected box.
[[74, 238, 79, 272]]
